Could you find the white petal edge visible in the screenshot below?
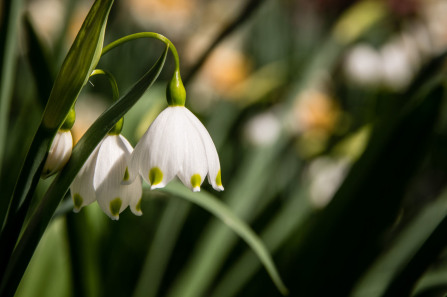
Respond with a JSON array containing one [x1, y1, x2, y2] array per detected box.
[[183, 108, 224, 191], [132, 107, 184, 189], [94, 135, 134, 220], [42, 131, 73, 177], [70, 144, 100, 212], [176, 108, 208, 191]]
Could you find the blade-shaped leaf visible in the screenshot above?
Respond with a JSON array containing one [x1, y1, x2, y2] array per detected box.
[[0, 0, 25, 181], [158, 182, 289, 296], [0, 0, 115, 285]]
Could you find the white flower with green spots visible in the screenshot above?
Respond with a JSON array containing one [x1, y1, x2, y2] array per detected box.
[[70, 134, 142, 220], [128, 106, 223, 192], [42, 130, 73, 178]]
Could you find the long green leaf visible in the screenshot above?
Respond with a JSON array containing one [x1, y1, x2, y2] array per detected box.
[[159, 182, 289, 296], [0, 0, 115, 281], [0, 0, 24, 181], [0, 47, 168, 297], [212, 185, 312, 297]]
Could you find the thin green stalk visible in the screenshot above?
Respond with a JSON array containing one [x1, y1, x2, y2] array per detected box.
[[90, 69, 119, 101], [102, 32, 181, 72]]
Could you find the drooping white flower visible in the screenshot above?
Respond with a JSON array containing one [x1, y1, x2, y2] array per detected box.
[[129, 106, 223, 192], [70, 134, 142, 220], [42, 130, 73, 178]]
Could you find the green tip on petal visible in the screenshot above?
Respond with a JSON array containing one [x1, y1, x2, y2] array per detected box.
[[123, 167, 130, 181], [110, 197, 122, 218], [166, 70, 186, 106], [109, 117, 124, 135], [216, 170, 222, 186], [191, 174, 201, 191], [73, 193, 83, 211], [136, 198, 142, 212], [214, 170, 224, 191], [149, 167, 163, 187]]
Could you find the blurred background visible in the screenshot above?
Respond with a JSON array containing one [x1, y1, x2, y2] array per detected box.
[[4, 0, 447, 296]]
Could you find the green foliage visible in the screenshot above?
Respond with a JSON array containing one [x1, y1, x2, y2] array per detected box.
[[3, 0, 447, 297]]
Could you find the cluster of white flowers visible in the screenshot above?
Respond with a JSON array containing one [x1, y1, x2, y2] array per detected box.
[[64, 105, 223, 220], [344, 0, 447, 92], [43, 66, 223, 220]]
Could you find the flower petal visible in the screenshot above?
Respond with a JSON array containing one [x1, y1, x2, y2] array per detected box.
[[126, 177, 143, 216], [94, 135, 133, 220], [42, 131, 73, 178], [176, 108, 208, 191], [183, 108, 224, 191], [132, 107, 184, 189], [70, 144, 100, 212]]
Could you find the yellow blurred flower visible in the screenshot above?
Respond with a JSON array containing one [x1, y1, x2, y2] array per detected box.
[[293, 89, 340, 134]]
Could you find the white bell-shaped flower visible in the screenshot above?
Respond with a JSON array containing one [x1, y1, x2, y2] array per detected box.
[[42, 130, 73, 178], [70, 133, 142, 220], [129, 106, 223, 192]]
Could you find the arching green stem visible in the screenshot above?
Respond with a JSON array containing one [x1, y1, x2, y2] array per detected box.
[[90, 69, 119, 102], [89, 69, 122, 134], [101, 32, 181, 72], [102, 32, 186, 106]]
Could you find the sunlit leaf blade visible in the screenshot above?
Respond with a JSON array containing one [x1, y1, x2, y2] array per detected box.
[[0, 47, 168, 297], [159, 182, 289, 296], [42, 0, 114, 130]]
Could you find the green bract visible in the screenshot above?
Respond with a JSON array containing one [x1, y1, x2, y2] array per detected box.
[[166, 70, 186, 106], [42, 0, 114, 130], [60, 108, 76, 131]]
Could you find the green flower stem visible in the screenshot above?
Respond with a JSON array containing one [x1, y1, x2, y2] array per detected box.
[[90, 69, 119, 101], [89, 69, 123, 134], [101, 32, 181, 72]]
